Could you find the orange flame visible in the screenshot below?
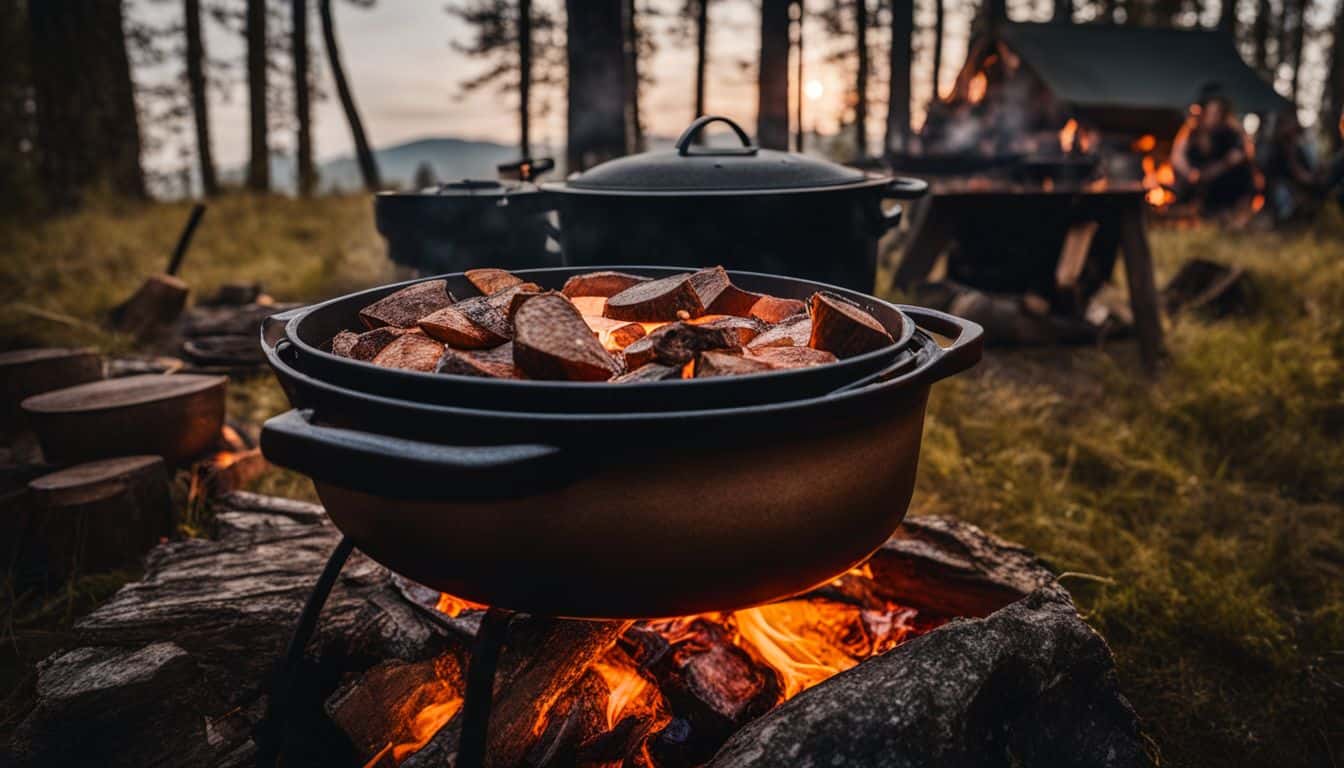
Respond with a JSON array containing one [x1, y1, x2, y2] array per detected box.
[[968, 72, 988, 104], [391, 695, 462, 763], [1132, 134, 1157, 152], [434, 593, 486, 617], [1058, 119, 1078, 154]]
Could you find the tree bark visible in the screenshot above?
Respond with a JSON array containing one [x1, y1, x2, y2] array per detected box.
[[885, 0, 911, 155], [931, 0, 944, 100], [623, 0, 644, 153], [184, 0, 217, 197], [245, 0, 269, 191], [854, 0, 869, 159], [565, 0, 628, 171], [694, 0, 709, 120], [757, 0, 791, 150], [28, 0, 144, 208], [320, 0, 380, 190], [519, 0, 532, 157], [293, 0, 315, 197]]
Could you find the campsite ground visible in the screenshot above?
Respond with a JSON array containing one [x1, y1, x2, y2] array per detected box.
[[2, 195, 1342, 766]]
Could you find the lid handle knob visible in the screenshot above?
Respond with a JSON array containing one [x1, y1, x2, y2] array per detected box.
[[675, 115, 758, 157]]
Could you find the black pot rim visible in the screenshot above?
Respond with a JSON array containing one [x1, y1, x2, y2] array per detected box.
[[540, 173, 898, 198]]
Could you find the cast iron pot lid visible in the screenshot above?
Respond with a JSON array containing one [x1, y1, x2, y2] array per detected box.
[[551, 115, 883, 195]]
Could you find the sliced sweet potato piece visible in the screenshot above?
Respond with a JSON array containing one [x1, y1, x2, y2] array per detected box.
[[745, 345, 838, 369], [418, 296, 512, 349], [749, 295, 808, 324], [604, 274, 704, 322], [437, 342, 522, 379], [706, 284, 763, 317], [490, 282, 543, 320], [561, 271, 650, 298], [358, 280, 453, 329], [746, 315, 812, 349], [583, 315, 647, 351], [611, 363, 681, 383], [689, 266, 732, 309], [808, 292, 895, 358], [371, 333, 444, 372], [465, 268, 524, 296], [333, 326, 417, 361], [331, 330, 359, 357], [620, 322, 739, 369], [689, 315, 766, 345], [513, 293, 621, 381], [694, 350, 774, 378]]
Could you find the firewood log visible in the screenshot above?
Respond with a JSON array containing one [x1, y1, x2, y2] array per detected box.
[[514, 293, 623, 381], [371, 333, 446, 372], [749, 295, 807, 324], [604, 274, 705, 322], [621, 323, 739, 369], [611, 363, 681, 383], [465, 268, 524, 296], [111, 273, 190, 338], [689, 316, 766, 345], [436, 343, 522, 379], [744, 346, 837, 369], [689, 266, 732, 309], [360, 281, 454, 329], [694, 351, 774, 378], [332, 327, 416, 361], [705, 284, 761, 317], [746, 316, 812, 349], [562, 271, 651, 298], [418, 297, 512, 349], [808, 292, 896, 358]]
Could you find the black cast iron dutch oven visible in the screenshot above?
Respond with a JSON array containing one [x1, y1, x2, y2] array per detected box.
[[268, 267, 916, 414], [543, 116, 928, 294], [258, 273, 981, 619]]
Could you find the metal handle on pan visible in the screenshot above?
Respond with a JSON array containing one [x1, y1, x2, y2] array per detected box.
[[877, 177, 928, 232], [261, 409, 572, 501], [261, 307, 305, 353], [831, 306, 983, 394]]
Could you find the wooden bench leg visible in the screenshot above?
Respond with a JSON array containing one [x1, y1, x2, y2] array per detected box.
[[1118, 203, 1165, 374]]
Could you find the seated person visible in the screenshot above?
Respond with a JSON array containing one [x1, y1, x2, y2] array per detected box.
[[1171, 92, 1257, 216], [1258, 110, 1318, 222]]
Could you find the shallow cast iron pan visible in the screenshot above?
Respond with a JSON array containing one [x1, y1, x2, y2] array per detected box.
[[260, 307, 982, 617], [269, 266, 916, 414]]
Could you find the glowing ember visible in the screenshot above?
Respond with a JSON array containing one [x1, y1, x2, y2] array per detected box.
[[434, 592, 486, 617], [1132, 134, 1157, 153], [391, 696, 462, 763], [967, 72, 988, 104], [1140, 155, 1178, 209], [1058, 119, 1078, 154]]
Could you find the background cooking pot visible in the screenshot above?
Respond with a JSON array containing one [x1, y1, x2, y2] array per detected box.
[[270, 267, 915, 415], [260, 299, 981, 619], [543, 116, 928, 293]]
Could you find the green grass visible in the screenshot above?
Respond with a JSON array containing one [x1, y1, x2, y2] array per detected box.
[[2, 194, 1342, 766]]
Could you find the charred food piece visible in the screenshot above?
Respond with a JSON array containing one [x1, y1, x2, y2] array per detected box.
[[418, 295, 512, 349], [621, 322, 739, 369], [745, 345, 838, 369], [749, 295, 808, 324], [689, 315, 766, 345], [499, 283, 545, 319], [513, 293, 622, 381], [437, 342, 522, 379], [465, 268, 524, 296], [808, 291, 895, 358], [583, 315, 648, 350], [705, 283, 762, 317], [370, 333, 445, 372], [358, 280, 453, 329], [689, 266, 732, 309], [746, 315, 812, 349], [611, 362, 682, 383], [562, 271, 651, 298], [604, 274, 705, 322], [332, 327, 415, 361], [694, 350, 774, 378]]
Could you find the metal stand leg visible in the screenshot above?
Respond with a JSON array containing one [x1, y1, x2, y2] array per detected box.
[[456, 607, 514, 768], [254, 535, 356, 767]]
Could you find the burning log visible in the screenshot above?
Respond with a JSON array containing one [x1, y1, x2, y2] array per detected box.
[[611, 363, 682, 383], [688, 316, 765, 345], [621, 323, 739, 369], [562, 271, 651, 298], [688, 266, 732, 309], [327, 653, 466, 763], [465, 268, 525, 296], [523, 670, 611, 768], [332, 326, 414, 361], [436, 343, 523, 379], [807, 292, 896, 358], [745, 315, 811, 349], [370, 333, 446, 372], [359, 280, 454, 329], [604, 274, 705, 322], [747, 296, 806, 324], [694, 351, 773, 379], [418, 297, 512, 349], [513, 293, 622, 381]]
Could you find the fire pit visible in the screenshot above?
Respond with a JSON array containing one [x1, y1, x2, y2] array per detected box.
[[253, 266, 982, 766]]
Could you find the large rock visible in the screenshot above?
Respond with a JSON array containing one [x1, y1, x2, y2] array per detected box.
[[708, 586, 1151, 768]]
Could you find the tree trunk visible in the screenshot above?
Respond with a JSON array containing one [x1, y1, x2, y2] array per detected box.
[[1252, 0, 1270, 76], [0, 0, 36, 211], [694, 0, 709, 120], [854, 0, 869, 159], [184, 0, 217, 197], [1326, 0, 1344, 152], [519, 0, 532, 157], [757, 0, 791, 150], [623, 0, 644, 153], [987, 0, 1008, 29], [245, 0, 268, 191], [794, 0, 804, 151], [319, 0, 380, 190], [1290, 0, 1307, 104], [28, 0, 144, 208], [931, 0, 944, 100], [1054, 0, 1072, 22], [566, 0, 628, 171], [1219, 0, 1236, 34], [1103, 0, 1118, 24], [884, 0, 911, 155], [293, 0, 315, 197]]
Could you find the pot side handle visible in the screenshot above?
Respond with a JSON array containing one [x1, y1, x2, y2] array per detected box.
[[900, 306, 984, 383], [261, 307, 305, 353], [878, 177, 929, 232], [261, 409, 573, 501]]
